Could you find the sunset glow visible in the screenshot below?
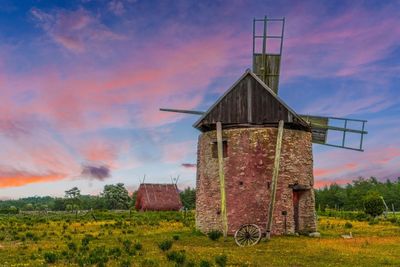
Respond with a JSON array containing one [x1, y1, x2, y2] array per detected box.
[[0, 0, 399, 198]]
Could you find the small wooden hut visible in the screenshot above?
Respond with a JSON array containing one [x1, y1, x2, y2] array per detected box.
[[135, 184, 182, 211]]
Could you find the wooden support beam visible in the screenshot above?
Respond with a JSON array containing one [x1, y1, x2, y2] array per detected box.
[[247, 77, 252, 123], [216, 121, 228, 238], [266, 120, 284, 239]]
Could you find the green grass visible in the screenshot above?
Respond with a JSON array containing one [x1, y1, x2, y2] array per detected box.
[[0, 211, 399, 266]]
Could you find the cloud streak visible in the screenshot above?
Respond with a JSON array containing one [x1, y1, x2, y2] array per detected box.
[[31, 7, 124, 53]]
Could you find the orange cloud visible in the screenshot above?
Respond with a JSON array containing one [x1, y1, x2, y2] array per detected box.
[[81, 140, 118, 164], [0, 172, 66, 188]]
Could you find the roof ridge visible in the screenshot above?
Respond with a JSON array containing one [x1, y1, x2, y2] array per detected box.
[[193, 69, 308, 129]]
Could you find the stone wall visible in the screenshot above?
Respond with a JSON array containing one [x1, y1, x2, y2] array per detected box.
[[195, 127, 317, 235]]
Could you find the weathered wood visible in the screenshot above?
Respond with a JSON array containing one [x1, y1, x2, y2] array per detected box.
[[253, 54, 281, 94], [247, 77, 252, 123], [193, 72, 309, 132], [216, 122, 228, 238], [266, 120, 284, 239], [300, 115, 328, 143]]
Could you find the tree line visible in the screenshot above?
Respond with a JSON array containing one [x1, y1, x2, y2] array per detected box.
[[0, 183, 196, 213], [315, 176, 400, 211], [1, 177, 398, 214]]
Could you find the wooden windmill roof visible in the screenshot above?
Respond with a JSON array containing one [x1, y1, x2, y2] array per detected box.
[[135, 183, 182, 211], [193, 70, 310, 132]]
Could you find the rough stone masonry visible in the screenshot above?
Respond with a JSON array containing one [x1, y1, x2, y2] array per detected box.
[[196, 127, 317, 235]]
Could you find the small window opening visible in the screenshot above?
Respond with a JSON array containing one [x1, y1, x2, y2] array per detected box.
[[212, 141, 228, 158], [239, 181, 244, 186], [267, 182, 271, 189], [216, 210, 221, 215]]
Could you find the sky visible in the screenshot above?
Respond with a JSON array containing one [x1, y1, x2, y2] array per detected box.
[[0, 0, 399, 199]]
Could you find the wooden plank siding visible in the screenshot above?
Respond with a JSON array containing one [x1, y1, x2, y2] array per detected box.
[[253, 54, 281, 94], [194, 72, 310, 132]]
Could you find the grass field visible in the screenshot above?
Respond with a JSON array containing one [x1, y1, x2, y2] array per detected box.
[[0, 211, 400, 267]]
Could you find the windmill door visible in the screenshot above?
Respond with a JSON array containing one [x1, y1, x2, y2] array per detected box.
[[292, 190, 302, 232]]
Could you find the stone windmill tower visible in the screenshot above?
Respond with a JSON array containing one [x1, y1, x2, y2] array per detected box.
[[161, 17, 367, 242]]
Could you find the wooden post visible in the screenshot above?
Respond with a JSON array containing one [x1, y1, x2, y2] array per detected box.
[[266, 120, 284, 239], [216, 121, 228, 238]]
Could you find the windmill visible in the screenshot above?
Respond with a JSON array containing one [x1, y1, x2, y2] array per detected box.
[[160, 17, 367, 244]]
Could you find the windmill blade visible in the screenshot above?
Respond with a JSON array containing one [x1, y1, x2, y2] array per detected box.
[[300, 114, 368, 152], [252, 17, 285, 94], [160, 108, 204, 115]]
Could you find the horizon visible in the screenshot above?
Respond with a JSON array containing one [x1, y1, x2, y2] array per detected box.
[[0, 0, 399, 199]]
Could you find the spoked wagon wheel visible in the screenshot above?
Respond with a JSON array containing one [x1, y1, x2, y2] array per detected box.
[[234, 224, 262, 247]]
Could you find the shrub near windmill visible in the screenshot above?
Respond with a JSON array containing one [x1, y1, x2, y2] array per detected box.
[[161, 17, 367, 246]]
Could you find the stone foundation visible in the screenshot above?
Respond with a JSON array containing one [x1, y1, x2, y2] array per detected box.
[[195, 127, 317, 235]]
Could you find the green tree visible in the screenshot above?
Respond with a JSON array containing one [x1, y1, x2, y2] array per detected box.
[[102, 183, 131, 210], [24, 203, 34, 211], [363, 191, 385, 217], [180, 187, 196, 210], [131, 191, 137, 208], [53, 198, 66, 211], [65, 187, 81, 217]]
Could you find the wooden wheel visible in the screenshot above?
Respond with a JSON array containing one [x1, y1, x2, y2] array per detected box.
[[234, 224, 262, 247]]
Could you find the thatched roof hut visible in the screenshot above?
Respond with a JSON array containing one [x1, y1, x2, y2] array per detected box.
[[135, 183, 182, 211]]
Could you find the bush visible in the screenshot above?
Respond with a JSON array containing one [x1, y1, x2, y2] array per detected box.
[[88, 246, 109, 266], [109, 247, 122, 258], [344, 222, 353, 229], [368, 218, 379, 225], [25, 232, 35, 240], [141, 258, 159, 267], [123, 239, 132, 252], [207, 230, 223, 241], [173, 235, 180, 241], [363, 192, 385, 217], [354, 212, 369, 221], [158, 240, 173, 251], [166, 250, 186, 265], [200, 260, 211, 267], [186, 260, 195, 267], [119, 258, 132, 267], [134, 241, 142, 250], [67, 242, 77, 252], [44, 252, 57, 264], [81, 234, 94, 247], [191, 228, 205, 236], [215, 254, 228, 267]]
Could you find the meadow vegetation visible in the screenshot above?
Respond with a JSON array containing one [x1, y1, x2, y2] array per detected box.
[[0, 177, 399, 266], [0, 210, 399, 266]]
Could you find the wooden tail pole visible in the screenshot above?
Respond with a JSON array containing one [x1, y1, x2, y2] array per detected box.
[[266, 120, 284, 239], [216, 121, 228, 238]]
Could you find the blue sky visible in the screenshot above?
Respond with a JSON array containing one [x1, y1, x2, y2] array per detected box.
[[0, 0, 399, 199]]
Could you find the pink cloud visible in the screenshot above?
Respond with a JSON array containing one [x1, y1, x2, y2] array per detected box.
[[313, 145, 400, 187], [80, 139, 119, 165], [108, 0, 125, 16], [301, 86, 397, 117], [282, 3, 400, 81], [31, 7, 124, 53], [0, 16, 244, 189], [53, 35, 84, 52], [162, 141, 196, 164], [314, 178, 352, 189], [1, 31, 237, 131]]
